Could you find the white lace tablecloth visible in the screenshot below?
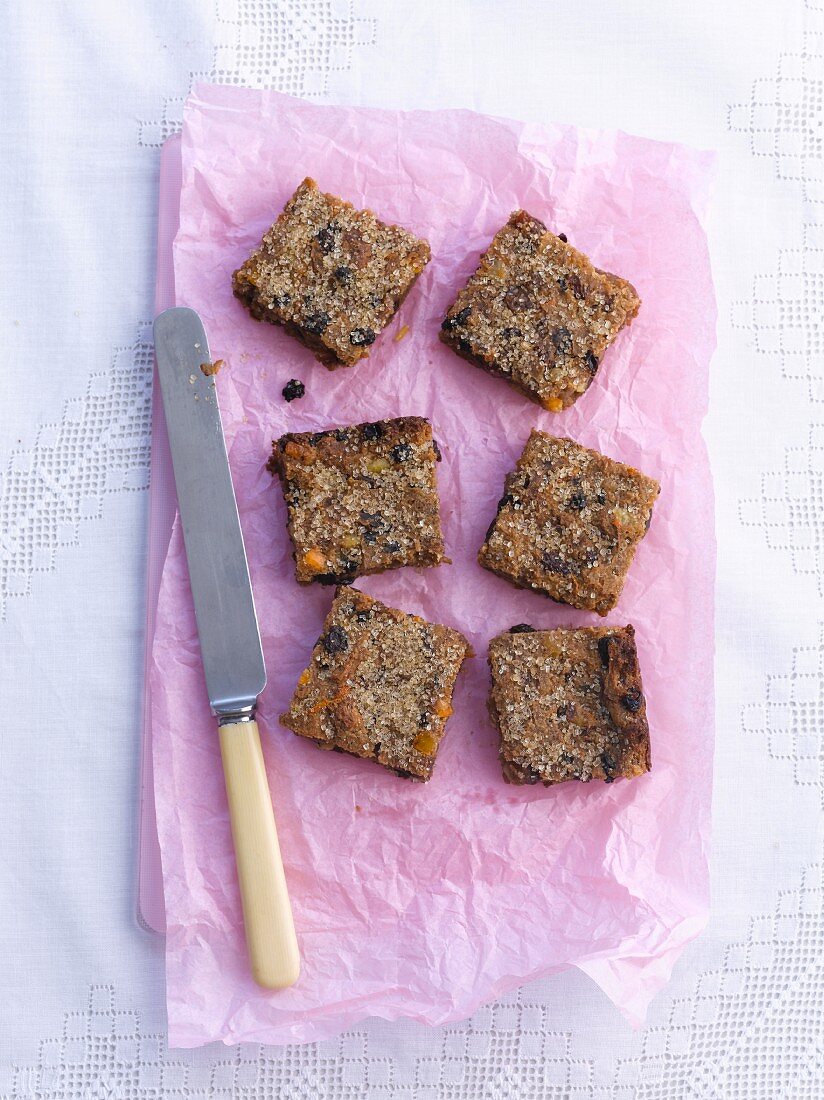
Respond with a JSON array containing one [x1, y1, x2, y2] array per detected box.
[[2, 1, 822, 1096]]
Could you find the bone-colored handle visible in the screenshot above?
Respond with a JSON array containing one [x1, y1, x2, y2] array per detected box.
[[218, 720, 300, 989]]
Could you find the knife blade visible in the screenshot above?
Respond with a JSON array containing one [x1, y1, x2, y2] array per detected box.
[[153, 307, 264, 718], [153, 307, 299, 989]]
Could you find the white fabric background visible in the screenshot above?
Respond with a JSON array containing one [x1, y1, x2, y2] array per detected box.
[[1, 1, 822, 1096]]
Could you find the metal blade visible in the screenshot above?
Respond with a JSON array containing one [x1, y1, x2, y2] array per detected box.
[[153, 307, 266, 718]]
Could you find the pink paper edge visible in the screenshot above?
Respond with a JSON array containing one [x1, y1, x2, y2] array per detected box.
[[169, 918, 710, 1048], [137, 133, 183, 934], [156, 87, 718, 1046]]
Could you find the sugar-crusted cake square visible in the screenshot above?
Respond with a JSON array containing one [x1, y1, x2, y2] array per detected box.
[[478, 431, 659, 615], [233, 177, 430, 368], [440, 211, 640, 410], [488, 624, 651, 786], [269, 417, 445, 586], [281, 588, 470, 781]]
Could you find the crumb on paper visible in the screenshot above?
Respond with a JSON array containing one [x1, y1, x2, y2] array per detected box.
[[395, 324, 410, 342], [282, 378, 306, 402], [355, 805, 362, 813], [200, 359, 225, 377]]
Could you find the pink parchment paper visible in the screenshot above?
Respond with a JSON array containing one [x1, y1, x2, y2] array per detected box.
[[150, 84, 716, 1047]]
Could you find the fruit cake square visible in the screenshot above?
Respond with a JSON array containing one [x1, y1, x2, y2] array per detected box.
[[282, 588, 470, 781], [440, 210, 640, 410], [234, 177, 430, 368], [488, 624, 651, 786]]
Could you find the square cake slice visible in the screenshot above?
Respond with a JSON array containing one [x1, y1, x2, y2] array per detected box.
[[488, 624, 651, 786], [440, 211, 640, 410], [478, 431, 659, 615], [281, 588, 471, 781], [269, 417, 446, 586], [233, 177, 431, 368]]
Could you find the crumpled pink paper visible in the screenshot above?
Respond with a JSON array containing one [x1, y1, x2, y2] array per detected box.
[[150, 84, 716, 1047]]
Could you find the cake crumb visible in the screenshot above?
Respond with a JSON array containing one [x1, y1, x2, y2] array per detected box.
[[200, 359, 224, 377], [282, 378, 306, 402]]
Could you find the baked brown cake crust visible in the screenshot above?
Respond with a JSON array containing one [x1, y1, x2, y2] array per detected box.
[[281, 587, 470, 781], [488, 624, 651, 786], [478, 431, 659, 616], [233, 177, 431, 368], [439, 211, 640, 410], [269, 416, 446, 586]]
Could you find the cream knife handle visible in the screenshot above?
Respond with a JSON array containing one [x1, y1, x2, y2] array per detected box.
[[218, 719, 300, 990]]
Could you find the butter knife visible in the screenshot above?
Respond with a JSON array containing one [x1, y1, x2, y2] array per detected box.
[[153, 307, 299, 989]]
